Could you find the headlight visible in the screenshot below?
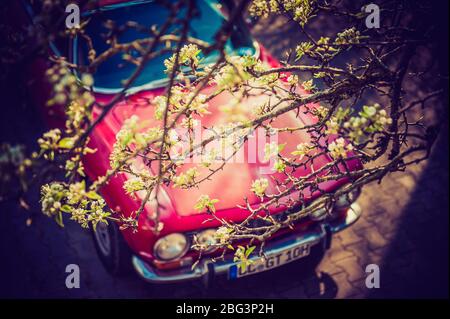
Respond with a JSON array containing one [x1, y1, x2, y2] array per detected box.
[[309, 201, 331, 221], [196, 229, 218, 253], [334, 187, 361, 209], [153, 233, 188, 261]]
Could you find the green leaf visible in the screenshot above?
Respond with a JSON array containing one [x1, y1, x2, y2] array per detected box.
[[245, 245, 256, 258], [77, 167, 85, 177], [361, 105, 376, 118], [60, 204, 73, 213], [86, 191, 102, 200], [58, 137, 75, 149], [55, 211, 64, 227], [120, 132, 133, 148], [135, 133, 146, 146]]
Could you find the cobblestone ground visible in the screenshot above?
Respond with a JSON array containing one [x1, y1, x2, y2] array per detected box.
[[0, 14, 448, 300]]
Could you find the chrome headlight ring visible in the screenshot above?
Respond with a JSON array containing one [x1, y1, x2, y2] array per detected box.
[[195, 229, 219, 254], [334, 186, 361, 209], [153, 233, 189, 261]]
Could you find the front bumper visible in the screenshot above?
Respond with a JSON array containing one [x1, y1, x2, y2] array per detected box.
[[132, 202, 362, 284]]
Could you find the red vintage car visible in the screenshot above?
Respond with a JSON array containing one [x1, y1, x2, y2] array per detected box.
[[18, 0, 362, 284]]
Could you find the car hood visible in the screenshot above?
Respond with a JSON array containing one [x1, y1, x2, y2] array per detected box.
[[94, 84, 347, 217]]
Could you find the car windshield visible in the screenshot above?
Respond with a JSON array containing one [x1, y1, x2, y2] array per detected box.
[[75, 0, 256, 91]]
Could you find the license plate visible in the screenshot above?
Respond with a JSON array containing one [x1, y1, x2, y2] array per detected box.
[[229, 243, 311, 279]]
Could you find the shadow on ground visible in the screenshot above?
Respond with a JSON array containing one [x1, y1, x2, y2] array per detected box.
[[368, 123, 449, 298]]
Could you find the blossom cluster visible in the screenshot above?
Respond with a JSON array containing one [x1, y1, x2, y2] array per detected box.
[[249, 0, 315, 26], [326, 104, 393, 144], [40, 181, 109, 229]]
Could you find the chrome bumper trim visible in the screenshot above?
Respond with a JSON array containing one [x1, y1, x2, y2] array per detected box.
[[328, 202, 362, 233], [132, 202, 362, 284]]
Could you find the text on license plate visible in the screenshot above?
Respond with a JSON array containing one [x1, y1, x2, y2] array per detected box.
[[229, 243, 311, 279]]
